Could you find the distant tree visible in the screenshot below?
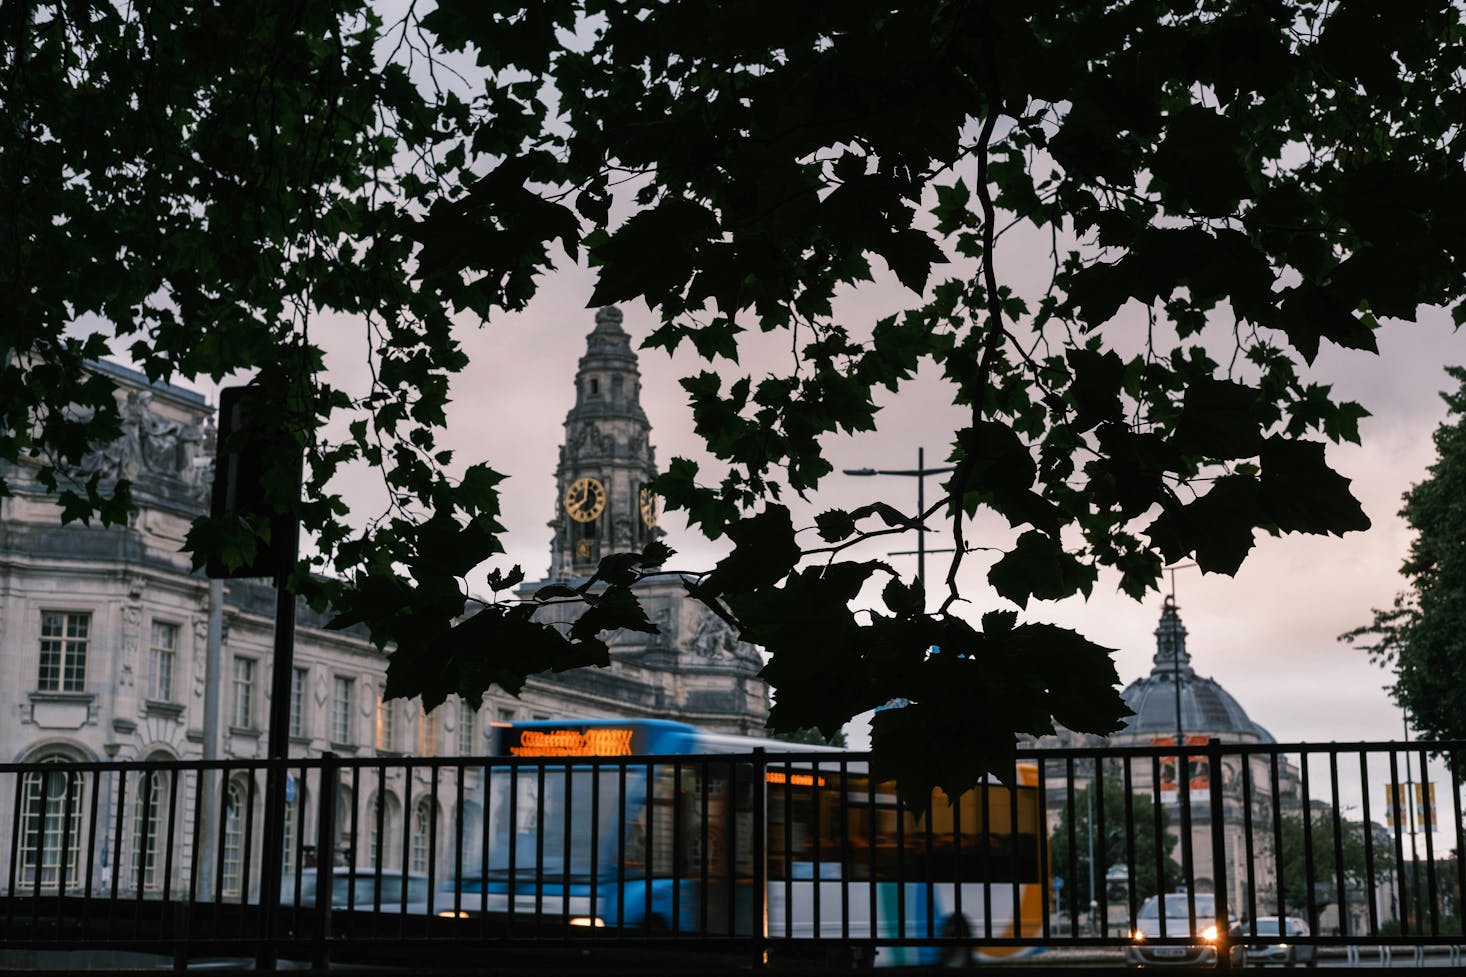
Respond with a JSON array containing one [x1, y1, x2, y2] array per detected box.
[[772, 727, 848, 749], [1048, 778, 1181, 913], [1344, 368, 1466, 745], [1274, 811, 1391, 927], [6, 2, 1465, 803]]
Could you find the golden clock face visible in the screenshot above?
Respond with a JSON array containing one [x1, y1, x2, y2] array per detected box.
[[565, 476, 606, 523], [638, 486, 658, 527]]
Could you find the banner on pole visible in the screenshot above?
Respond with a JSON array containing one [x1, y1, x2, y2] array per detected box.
[[1153, 735, 1210, 804]]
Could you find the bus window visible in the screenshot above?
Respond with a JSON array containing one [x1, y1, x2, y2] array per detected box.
[[485, 766, 627, 880], [767, 772, 1043, 885]]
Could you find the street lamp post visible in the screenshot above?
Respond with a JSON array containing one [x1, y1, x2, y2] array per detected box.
[[1402, 710, 1424, 930], [842, 446, 956, 599]]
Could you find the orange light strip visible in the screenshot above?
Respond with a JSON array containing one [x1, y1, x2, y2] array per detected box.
[[508, 728, 635, 757], [765, 771, 827, 788]]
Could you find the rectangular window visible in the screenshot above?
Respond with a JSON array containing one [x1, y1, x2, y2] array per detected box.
[[332, 676, 354, 745], [418, 704, 438, 756], [282, 797, 297, 875], [38, 612, 90, 692], [458, 701, 475, 756], [148, 621, 178, 701], [289, 667, 308, 738], [231, 657, 255, 728], [375, 693, 395, 752]]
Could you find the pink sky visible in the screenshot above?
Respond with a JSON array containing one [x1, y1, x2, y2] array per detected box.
[[392, 253, 1462, 750]]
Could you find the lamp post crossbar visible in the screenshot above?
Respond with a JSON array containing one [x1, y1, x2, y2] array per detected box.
[[842, 446, 955, 600]]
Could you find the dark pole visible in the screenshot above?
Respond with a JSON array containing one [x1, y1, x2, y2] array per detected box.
[[257, 525, 299, 970], [209, 381, 301, 971], [842, 447, 955, 605], [917, 446, 925, 589], [1403, 710, 1422, 930]]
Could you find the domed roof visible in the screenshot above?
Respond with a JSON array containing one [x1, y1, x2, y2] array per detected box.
[[1114, 596, 1275, 744]]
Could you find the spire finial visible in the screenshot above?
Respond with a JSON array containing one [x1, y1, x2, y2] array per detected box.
[[1152, 594, 1192, 675], [593, 306, 624, 332]]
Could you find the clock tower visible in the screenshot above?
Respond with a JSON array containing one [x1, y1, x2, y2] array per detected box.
[[549, 306, 659, 579], [514, 306, 770, 735]]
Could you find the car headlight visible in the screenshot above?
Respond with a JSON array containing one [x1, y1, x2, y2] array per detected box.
[[437, 909, 472, 918], [1201, 924, 1218, 942], [569, 916, 605, 927], [1131, 929, 1146, 942]]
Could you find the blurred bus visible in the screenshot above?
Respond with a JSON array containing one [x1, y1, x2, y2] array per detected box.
[[453, 718, 1043, 966]]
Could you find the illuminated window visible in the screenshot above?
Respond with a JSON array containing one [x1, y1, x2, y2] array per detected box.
[[418, 704, 438, 757], [38, 611, 89, 692], [148, 621, 178, 701], [18, 759, 85, 889], [231, 657, 255, 728], [332, 676, 354, 745]]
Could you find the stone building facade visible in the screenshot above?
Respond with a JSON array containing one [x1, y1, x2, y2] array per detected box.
[[1026, 596, 1304, 926], [0, 314, 768, 896]]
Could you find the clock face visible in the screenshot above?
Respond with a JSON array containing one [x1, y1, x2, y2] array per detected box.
[[638, 485, 658, 527], [564, 476, 606, 523]]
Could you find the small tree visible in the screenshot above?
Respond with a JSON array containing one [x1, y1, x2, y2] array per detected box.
[[1275, 811, 1392, 928], [1048, 777, 1181, 914], [1344, 368, 1466, 745], [771, 726, 848, 748]]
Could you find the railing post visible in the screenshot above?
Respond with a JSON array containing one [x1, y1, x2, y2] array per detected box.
[[313, 754, 337, 971], [751, 747, 766, 970], [1208, 739, 1230, 969]]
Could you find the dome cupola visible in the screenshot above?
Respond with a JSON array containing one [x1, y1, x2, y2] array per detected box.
[[1114, 596, 1274, 744]]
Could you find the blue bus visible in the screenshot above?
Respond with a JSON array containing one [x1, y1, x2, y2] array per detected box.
[[454, 718, 1044, 966]]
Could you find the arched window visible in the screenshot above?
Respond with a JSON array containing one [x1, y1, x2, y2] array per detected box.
[[221, 778, 249, 897], [18, 757, 86, 890], [367, 792, 402, 870], [410, 797, 436, 875], [334, 784, 355, 865], [452, 799, 483, 877], [131, 760, 173, 891]]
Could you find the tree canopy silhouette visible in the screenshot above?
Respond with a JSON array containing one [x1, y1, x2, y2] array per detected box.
[[4, 1, 1463, 803]]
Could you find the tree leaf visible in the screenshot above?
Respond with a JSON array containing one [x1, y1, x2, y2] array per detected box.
[[988, 530, 1099, 608], [701, 504, 801, 597], [815, 508, 857, 542]]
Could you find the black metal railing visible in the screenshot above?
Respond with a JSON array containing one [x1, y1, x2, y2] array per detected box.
[[1, 740, 1464, 969]]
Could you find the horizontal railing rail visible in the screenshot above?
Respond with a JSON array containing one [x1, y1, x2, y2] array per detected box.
[[1, 740, 1463, 970]]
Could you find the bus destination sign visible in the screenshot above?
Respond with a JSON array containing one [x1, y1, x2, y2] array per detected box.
[[504, 726, 638, 757]]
